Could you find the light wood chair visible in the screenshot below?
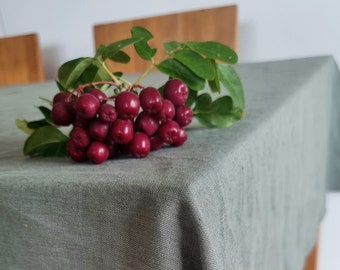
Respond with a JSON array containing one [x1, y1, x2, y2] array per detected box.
[[93, 5, 238, 74], [303, 230, 320, 270], [0, 33, 45, 86]]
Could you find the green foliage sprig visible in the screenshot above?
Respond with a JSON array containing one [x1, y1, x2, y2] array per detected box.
[[16, 26, 245, 157]]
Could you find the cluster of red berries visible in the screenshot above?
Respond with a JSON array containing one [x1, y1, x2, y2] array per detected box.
[[51, 78, 193, 164]]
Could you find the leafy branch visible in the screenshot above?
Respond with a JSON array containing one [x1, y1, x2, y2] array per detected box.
[[16, 26, 245, 157]]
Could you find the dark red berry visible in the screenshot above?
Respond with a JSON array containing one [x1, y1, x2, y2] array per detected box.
[[149, 133, 164, 151], [53, 92, 69, 105], [158, 120, 181, 144], [129, 132, 151, 158], [87, 141, 109, 164], [73, 116, 90, 128], [134, 111, 159, 136], [109, 118, 134, 145], [51, 102, 73, 126], [115, 91, 140, 119], [175, 105, 193, 127], [89, 119, 109, 141], [163, 79, 189, 106], [70, 127, 91, 148], [139, 87, 163, 114], [65, 97, 77, 115], [106, 139, 119, 159], [87, 88, 107, 103], [76, 93, 100, 120], [171, 127, 187, 146], [67, 140, 88, 162], [98, 103, 117, 123], [118, 144, 131, 155], [156, 99, 175, 122]]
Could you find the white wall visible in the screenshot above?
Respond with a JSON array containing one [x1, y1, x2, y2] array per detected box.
[[1, 0, 340, 80]]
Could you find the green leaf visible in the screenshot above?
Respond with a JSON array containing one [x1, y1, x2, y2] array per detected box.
[[156, 59, 205, 90], [194, 93, 212, 113], [172, 49, 215, 80], [91, 61, 113, 82], [23, 126, 69, 156], [209, 106, 243, 128], [163, 41, 183, 52], [217, 64, 245, 110], [210, 96, 233, 114], [28, 141, 68, 157], [16, 119, 35, 135], [131, 26, 157, 60], [109, 50, 130, 63], [131, 26, 154, 39], [39, 96, 53, 106], [113, 71, 123, 77], [58, 57, 95, 89], [27, 119, 50, 130], [77, 63, 101, 85], [37, 106, 52, 122], [193, 95, 234, 128], [185, 88, 198, 107], [194, 114, 214, 128], [97, 37, 142, 60], [194, 107, 239, 128], [95, 45, 107, 57], [55, 80, 66, 91], [207, 60, 221, 93], [185, 41, 238, 64], [208, 112, 240, 128]]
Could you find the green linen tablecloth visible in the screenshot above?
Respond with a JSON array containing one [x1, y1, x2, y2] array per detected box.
[[0, 56, 339, 270]]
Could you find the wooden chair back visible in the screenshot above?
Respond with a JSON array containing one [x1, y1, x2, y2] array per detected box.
[[94, 5, 238, 74], [0, 33, 45, 86]]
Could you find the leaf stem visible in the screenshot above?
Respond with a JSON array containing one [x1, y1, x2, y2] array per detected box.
[[97, 59, 122, 86], [133, 55, 168, 86], [133, 63, 155, 86]]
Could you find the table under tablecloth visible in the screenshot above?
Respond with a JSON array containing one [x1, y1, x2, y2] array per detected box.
[[0, 56, 339, 270]]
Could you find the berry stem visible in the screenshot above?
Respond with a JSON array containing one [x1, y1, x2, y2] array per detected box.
[[78, 81, 122, 90]]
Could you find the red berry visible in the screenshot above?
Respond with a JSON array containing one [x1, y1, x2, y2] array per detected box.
[[109, 119, 134, 145], [70, 127, 91, 148], [87, 88, 107, 103], [98, 103, 117, 123], [156, 99, 175, 122], [149, 133, 164, 151], [134, 111, 159, 136], [73, 116, 91, 128], [67, 140, 88, 162], [53, 92, 69, 105], [171, 127, 187, 146], [76, 93, 100, 120], [139, 87, 163, 114], [158, 120, 181, 144], [51, 102, 73, 126], [115, 91, 140, 119], [89, 119, 109, 141], [129, 132, 151, 158], [175, 105, 193, 127], [106, 139, 119, 159], [163, 79, 189, 106], [87, 141, 109, 164]]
